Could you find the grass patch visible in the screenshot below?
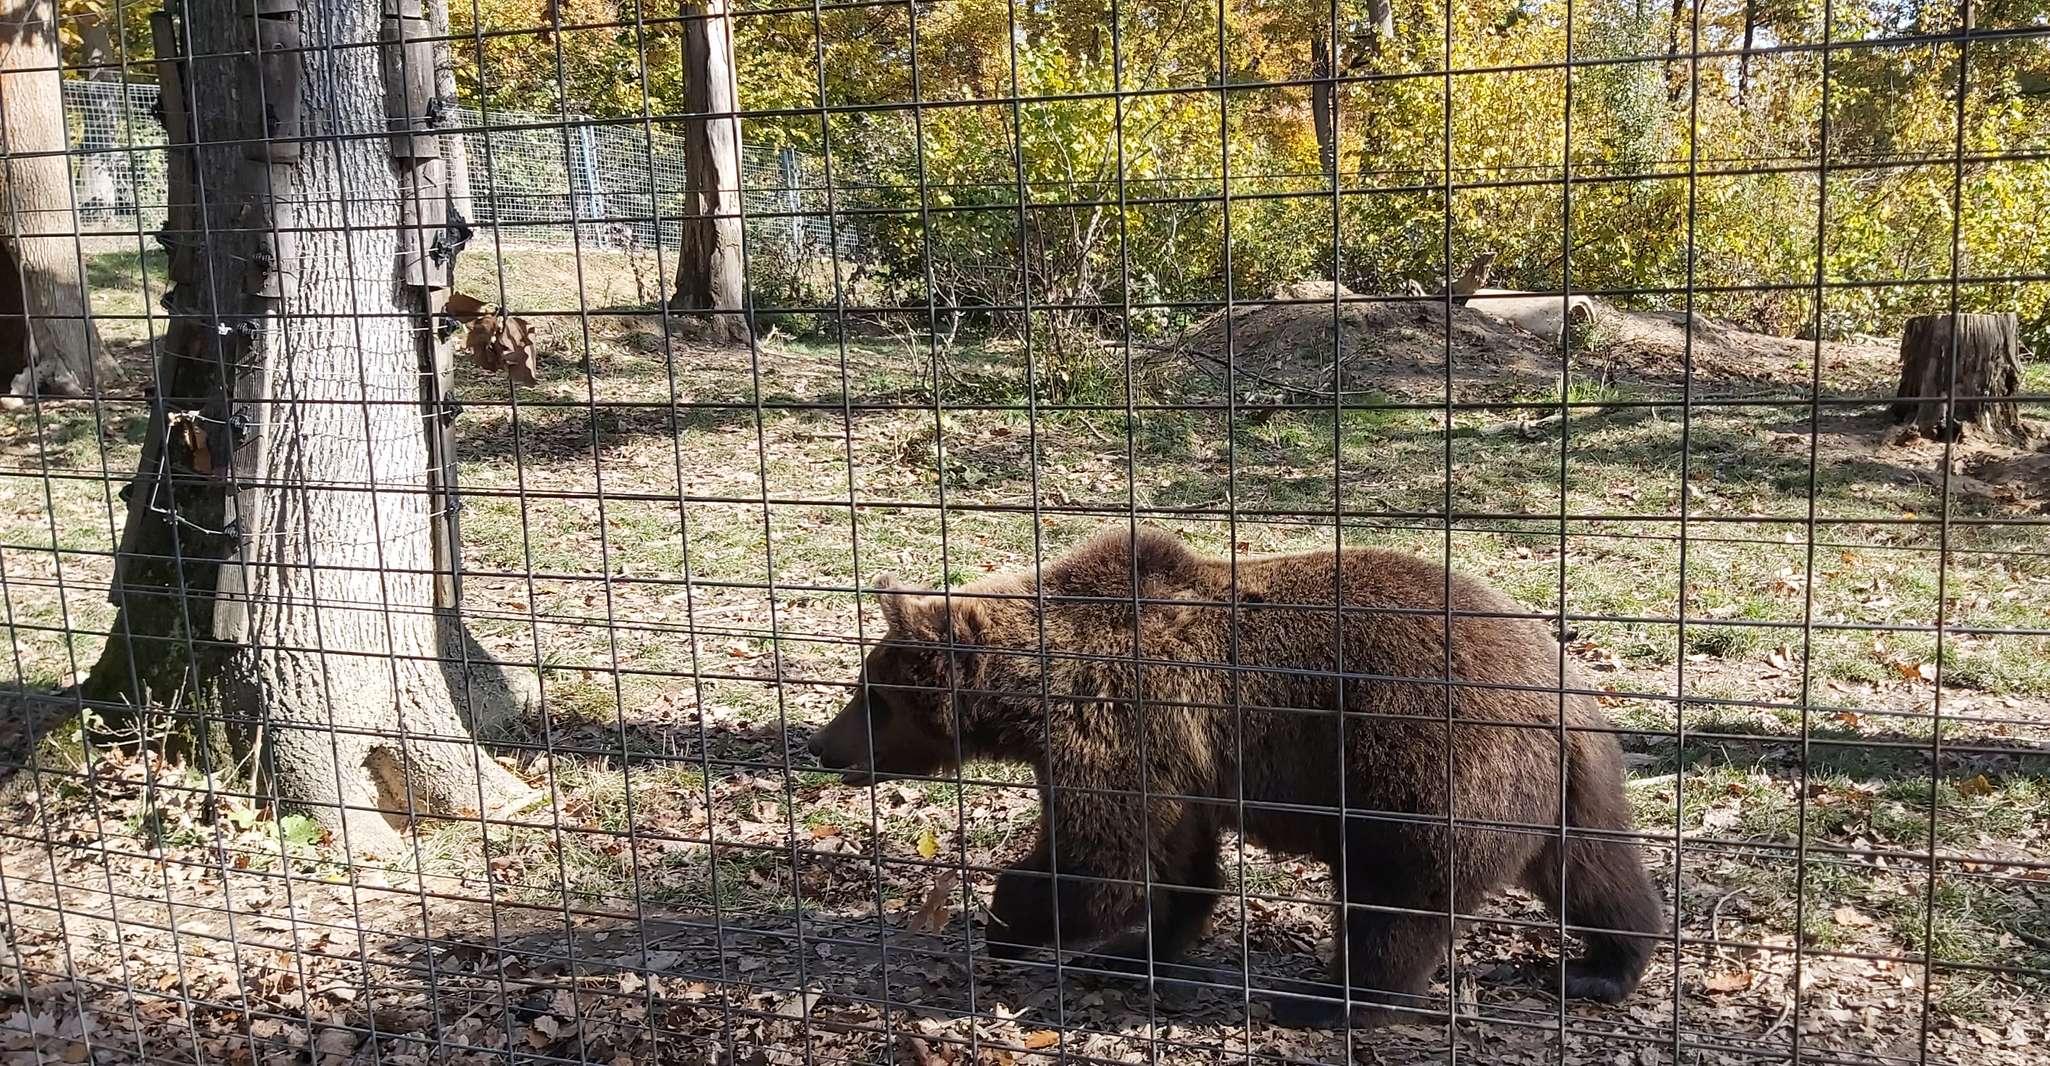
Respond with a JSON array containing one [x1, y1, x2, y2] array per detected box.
[[1634, 760, 2050, 982]]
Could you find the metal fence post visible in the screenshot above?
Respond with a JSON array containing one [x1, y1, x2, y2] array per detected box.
[[577, 123, 603, 240], [779, 145, 800, 256]]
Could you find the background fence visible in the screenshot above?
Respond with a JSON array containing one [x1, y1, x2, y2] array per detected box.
[[62, 77, 849, 255]]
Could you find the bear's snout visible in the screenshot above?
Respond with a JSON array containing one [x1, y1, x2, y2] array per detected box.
[[805, 708, 876, 784], [805, 726, 845, 766]]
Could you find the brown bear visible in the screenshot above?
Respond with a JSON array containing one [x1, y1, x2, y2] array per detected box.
[[807, 524, 1662, 1027]]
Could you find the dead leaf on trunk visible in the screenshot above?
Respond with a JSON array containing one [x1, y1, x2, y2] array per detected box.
[[173, 412, 212, 475], [444, 291, 488, 322], [446, 290, 539, 385]]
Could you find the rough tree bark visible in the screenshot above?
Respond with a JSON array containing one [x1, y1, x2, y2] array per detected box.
[[0, 0, 113, 397], [670, 0, 749, 340], [87, 0, 534, 858], [1890, 312, 2028, 445]]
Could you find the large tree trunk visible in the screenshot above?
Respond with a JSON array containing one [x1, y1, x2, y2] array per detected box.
[[669, 0, 749, 340], [1890, 312, 2029, 445], [88, 0, 534, 859], [0, 0, 112, 397]]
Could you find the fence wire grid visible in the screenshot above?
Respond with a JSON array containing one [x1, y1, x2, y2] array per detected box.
[[1, 1, 2048, 1066]]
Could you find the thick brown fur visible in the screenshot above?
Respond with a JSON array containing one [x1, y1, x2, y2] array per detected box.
[[808, 524, 1663, 1027]]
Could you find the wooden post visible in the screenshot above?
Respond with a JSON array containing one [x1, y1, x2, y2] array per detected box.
[[110, 12, 196, 603], [383, 0, 463, 612], [1890, 312, 2028, 445]]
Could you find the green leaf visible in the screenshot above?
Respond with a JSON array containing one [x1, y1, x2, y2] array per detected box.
[[278, 814, 323, 848]]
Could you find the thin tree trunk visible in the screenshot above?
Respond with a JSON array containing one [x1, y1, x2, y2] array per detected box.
[[1739, 0, 1757, 105], [75, 15, 127, 224], [1365, 0, 1394, 40], [1666, 0, 1687, 102], [670, 0, 749, 340], [1890, 312, 2029, 445], [90, 0, 534, 858], [1310, 32, 1337, 182], [0, 0, 112, 397]]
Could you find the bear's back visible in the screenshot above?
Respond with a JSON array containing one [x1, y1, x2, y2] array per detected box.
[[1150, 546, 1591, 847]]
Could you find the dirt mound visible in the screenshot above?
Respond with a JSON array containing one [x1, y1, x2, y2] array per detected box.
[[1958, 448, 2050, 512], [1463, 291, 1902, 393], [1173, 282, 1560, 399], [1169, 282, 1899, 401], [1587, 302, 1894, 387]]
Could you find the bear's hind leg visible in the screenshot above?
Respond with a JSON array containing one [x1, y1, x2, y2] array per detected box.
[[1522, 834, 1661, 1003], [1265, 818, 1460, 1030], [1265, 896, 1448, 1029]]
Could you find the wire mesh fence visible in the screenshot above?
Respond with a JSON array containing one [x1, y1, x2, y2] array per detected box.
[[3, 2, 2049, 1066]]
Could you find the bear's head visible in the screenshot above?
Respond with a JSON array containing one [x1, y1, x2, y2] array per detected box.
[[806, 575, 990, 784]]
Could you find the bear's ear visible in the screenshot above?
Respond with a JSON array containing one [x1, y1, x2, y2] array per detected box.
[[873, 573, 924, 634], [1126, 523, 1194, 579], [874, 576, 985, 647], [874, 574, 942, 638]]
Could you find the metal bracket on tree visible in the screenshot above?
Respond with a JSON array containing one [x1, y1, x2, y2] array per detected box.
[[212, 0, 302, 645]]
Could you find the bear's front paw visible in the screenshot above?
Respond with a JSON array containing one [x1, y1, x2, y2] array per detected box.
[[1074, 935, 1154, 975], [1265, 993, 1350, 1030], [988, 867, 1057, 951], [982, 937, 1035, 961]]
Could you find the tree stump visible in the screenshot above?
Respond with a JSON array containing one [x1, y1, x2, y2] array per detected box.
[[1889, 313, 2027, 444]]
